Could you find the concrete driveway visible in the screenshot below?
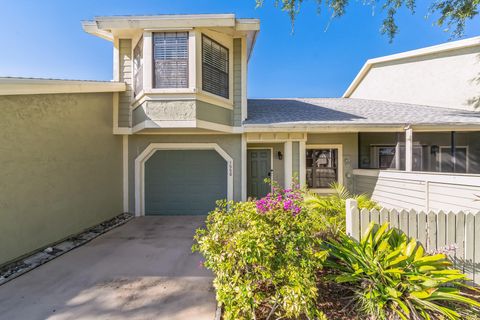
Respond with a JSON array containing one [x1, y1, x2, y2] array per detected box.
[[0, 216, 216, 320]]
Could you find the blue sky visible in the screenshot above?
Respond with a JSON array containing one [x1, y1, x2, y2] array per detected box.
[[1, 0, 479, 97]]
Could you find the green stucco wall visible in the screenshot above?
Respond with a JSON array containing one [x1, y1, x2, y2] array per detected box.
[[0, 93, 123, 266]]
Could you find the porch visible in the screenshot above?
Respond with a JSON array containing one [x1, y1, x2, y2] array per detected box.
[[354, 130, 480, 212]]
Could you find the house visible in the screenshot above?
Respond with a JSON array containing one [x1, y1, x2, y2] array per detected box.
[[1, 13, 480, 266]]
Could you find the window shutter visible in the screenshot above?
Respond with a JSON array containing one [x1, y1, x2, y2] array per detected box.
[[202, 36, 229, 99], [153, 32, 189, 88]]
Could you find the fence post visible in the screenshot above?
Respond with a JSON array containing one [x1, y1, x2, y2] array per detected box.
[[346, 199, 358, 237]]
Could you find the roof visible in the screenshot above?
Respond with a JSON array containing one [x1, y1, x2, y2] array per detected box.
[[343, 36, 480, 98], [0, 77, 126, 95], [82, 14, 260, 60], [245, 98, 480, 130]]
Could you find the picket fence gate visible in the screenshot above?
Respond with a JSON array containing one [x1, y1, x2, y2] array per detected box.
[[345, 199, 480, 285]]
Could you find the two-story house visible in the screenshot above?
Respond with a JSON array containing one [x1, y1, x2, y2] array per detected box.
[[1, 13, 480, 266]]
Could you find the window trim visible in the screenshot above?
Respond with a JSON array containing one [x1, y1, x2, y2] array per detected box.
[[201, 34, 230, 99], [152, 31, 190, 89], [305, 144, 343, 193]]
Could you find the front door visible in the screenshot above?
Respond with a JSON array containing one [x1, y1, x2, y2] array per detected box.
[[247, 149, 272, 199]]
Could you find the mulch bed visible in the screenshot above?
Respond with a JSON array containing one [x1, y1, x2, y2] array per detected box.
[[316, 269, 361, 320]]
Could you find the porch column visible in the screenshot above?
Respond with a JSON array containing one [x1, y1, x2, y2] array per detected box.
[[299, 141, 306, 187], [405, 127, 413, 172], [284, 141, 293, 188], [395, 133, 401, 170], [451, 131, 456, 173]]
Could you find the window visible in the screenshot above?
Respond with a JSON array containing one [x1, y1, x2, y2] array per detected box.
[[306, 148, 340, 189], [153, 32, 189, 88], [133, 37, 143, 96], [202, 35, 229, 99]]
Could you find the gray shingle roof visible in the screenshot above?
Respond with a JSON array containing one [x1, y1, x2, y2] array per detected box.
[[245, 98, 480, 127]]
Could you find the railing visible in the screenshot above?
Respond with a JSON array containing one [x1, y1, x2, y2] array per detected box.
[[353, 169, 480, 212], [345, 198, 480, 285]]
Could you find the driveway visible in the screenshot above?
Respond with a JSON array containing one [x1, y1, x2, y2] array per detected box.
[[0, 216, 216, 320]]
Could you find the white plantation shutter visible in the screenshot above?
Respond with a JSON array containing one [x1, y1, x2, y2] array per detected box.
[[153, 32, 189, 88], [202, 36, 229, 99]]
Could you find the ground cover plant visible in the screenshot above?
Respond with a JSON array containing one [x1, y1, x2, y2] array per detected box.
[[324, 222, 480, 319], [194, 183, 480, 319]]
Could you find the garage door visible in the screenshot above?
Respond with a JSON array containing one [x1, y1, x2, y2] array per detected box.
[[144, 150, 227, 215]]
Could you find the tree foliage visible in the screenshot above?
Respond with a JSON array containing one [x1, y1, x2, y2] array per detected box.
[[255, 0, 480, 41]]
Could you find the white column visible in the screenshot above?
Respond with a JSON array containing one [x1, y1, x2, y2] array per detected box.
[[405, 127, 413, 172], [395, 132, 401, 170], [143, 32, 153, 90], [113, 38, 120, 82], [123, 135, 129, 212], [241, 134, 247, 201], [299, 141, 306, 187], [188, 31, 196, 90], [284, 141, 293, 188]]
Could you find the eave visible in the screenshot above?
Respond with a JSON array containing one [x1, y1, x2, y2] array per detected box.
[[0, 78, 126, 95]]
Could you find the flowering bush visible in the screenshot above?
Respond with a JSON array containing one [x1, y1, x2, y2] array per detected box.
[[193, 185, 328, 320]]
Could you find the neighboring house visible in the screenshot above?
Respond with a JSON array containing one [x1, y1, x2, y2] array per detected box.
[[1, 13, 480, 266]]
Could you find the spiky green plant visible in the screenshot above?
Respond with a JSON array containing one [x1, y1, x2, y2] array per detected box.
[[304, 183, 378, 237], [324, 222, 480, 319]]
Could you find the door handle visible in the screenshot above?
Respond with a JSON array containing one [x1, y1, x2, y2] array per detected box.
[[267, 170, 273, 177]]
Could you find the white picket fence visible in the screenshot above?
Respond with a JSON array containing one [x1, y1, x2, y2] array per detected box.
[[345, 199, 480, 285]]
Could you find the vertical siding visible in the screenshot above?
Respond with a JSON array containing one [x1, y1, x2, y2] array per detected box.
[[119, 39, 132, 128], [347, 204, 480, 285], [232, 38, 242, 127]]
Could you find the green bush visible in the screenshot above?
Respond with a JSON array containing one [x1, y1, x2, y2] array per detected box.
[[324, 222, 480, 320], [193, 186, 328, 320], [304, 182, 378, 237]]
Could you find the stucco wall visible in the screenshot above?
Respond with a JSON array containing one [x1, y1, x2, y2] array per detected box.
[[128, 134, 242, 213], [0, 93, 123, 266], [350, 45, 480, 111]]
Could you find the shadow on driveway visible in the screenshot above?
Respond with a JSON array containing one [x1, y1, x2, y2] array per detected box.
[[0, 216, 216, 320]]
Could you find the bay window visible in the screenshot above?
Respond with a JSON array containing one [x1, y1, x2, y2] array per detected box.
[[153, 32, 189, 89], [202, 35, 229, 99]]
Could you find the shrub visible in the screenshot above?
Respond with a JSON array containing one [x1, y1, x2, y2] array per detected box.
[[304, 182, 378, 237], [193, 186, 328, 320], [323, 222, 480, 320]]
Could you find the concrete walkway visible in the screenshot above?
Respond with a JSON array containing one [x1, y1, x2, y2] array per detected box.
[[0, 216, 216, 320]]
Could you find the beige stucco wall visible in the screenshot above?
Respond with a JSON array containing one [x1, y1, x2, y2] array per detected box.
[[350, 45, 480, 111], [0, 93, 123, 266]]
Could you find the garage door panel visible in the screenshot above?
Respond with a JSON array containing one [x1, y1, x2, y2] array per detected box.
[[145, 150, 227, 215]]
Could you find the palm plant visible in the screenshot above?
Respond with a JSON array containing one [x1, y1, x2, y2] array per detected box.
[[324, 222, 480, 320], [303, 183, 377, 236]]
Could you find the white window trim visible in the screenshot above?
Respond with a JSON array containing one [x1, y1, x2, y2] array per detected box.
[[142, 30, 196, 94], [197, 29, 234, 106], [305, 144, 343, 194], [134, 143, 234, 216]]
